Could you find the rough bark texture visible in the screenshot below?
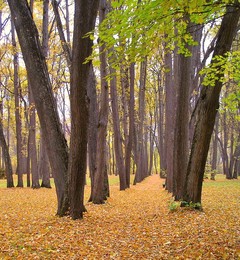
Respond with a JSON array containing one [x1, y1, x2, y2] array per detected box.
[[68, 0, 99, 219], [173, 19, 194, 201], [183, 4, 240, 204], [7, 0, 69, 215], [92, 0, 110, 204]]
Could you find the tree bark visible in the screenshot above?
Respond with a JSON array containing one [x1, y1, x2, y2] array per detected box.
[[12, 19, 24, 187], [125, 62, 135, 188], [68, 0, 99, 219], [173, 19, 194, 201], [109, 65, 126, 190], [134, 59, 147, 185], [88, 65, 98, 201], [92, 0, 110, 204], [0, 102, 14, 187], [183, 4, 240, 205], [29, 88, 39, 188], [7, 0, 69, 215], [211, 112, 219, 180], [165, 50, 175, 192], [39, 130, 51, 188]]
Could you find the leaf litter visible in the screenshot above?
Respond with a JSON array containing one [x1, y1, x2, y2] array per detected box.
[[0, 175, 239, 259]]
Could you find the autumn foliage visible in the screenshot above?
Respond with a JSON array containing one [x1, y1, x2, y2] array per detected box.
[[0, 174, 239, 259]]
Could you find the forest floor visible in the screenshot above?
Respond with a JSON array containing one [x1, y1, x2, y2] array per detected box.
[[0, 174, 239, 259]]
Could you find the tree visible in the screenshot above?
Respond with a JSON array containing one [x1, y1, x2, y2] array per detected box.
[[183, 3, 240, 205], [68, 0, 100, 219], [0, 100, 14, 187], [11, 19, 24, 187], [173, 19, 194, 200], [7, 0, 69, 215], [91, 0, 110, 204]]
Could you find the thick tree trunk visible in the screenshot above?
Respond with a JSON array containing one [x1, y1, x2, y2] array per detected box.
[[183, 4, 240, 205], [8, 0, 69, 215], [173, 20, 193, 200], [92, 0, 109, 204], [68, 0, 99, 219]]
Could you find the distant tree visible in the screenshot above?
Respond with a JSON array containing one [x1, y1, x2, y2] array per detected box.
[[11, 19, 24, 187], [0, 100, 14, 187]]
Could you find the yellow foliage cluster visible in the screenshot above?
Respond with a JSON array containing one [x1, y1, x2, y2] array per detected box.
[[0, 175, 239, 259]]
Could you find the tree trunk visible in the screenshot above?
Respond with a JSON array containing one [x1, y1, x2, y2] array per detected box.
[[68, 0, 99, 219], [88, 65, 98, 201], [125, 62, 135, 188], [12, 19, 24, 187], [109, 65, 126, 190], [165, 50, 175, 192], [134, 59, 147, 184], [222, 111, 231, 178], [92, 0, 109, 204], [158, 72, 166, 176], [28, 89, 39, 189], [173, 19, 194, 201], [39, 131, 51, 188], [8, 0, 69, 215], [0, 102, 14, 188], [183, 4, 240, 205], [211, 112, 219, 180], [232, 133, 240, 179]]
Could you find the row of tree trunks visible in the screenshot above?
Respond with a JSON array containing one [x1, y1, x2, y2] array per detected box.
[[0, 101, 14, 187], [7, 0, 69, 215], [11, 19, 24, 187]]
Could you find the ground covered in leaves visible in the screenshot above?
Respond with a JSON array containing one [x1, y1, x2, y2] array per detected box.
[[0, 175, 239, 259]]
